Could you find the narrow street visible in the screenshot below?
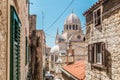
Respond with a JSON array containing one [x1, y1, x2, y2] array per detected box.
[[0, 0, 120, 80]]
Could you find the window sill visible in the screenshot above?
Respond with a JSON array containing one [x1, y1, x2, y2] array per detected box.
[[92, 63, 106, 70]]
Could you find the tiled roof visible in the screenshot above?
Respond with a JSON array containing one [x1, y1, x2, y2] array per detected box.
[[83, 0, 105, 16], [62, 60, 85, 80]]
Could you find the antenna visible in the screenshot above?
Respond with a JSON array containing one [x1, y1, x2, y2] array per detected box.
[[72, 8, 74, 13], [42, 11, 44, 30], [57, 28, 59, 35]]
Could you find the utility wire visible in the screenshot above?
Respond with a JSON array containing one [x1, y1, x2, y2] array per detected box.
[[45, 0, 74, 31], [42, 11, 44, 30], [45, 32, 56, 38]]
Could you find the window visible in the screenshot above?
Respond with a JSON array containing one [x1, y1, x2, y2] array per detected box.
[[93, 7, 102, 26], [51, 55, 54, 61], [66, 25, 68, 30], [76, 25, 78, 30], [77, 35, 81, 39], [96, 43, 102, 64], [61, 53, 66, 56], [55, 55, 58, 62], [10, 6, 21, 80], [73, 25, 75, 30], [88, 42, 106, 67], [69, 25, 71, 30]]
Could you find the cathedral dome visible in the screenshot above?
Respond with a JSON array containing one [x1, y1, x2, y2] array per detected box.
[[64, 13, 81, 31], [50, 45, 59, 53], [64, 13, 80, 25]]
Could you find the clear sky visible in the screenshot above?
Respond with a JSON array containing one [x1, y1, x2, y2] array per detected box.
[[30, 0, 98, 47]]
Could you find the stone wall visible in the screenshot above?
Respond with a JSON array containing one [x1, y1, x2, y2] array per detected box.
[[85, 1, 120, 80], [29, 15, 36, 36], [30, 30, 45, 80], [18, 0, 29, 80], [0, 0, 29, 80], [0, 0, 7, 80], [36, 30, 45, 80]]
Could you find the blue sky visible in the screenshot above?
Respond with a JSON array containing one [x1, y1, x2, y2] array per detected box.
[[30, 0, 98, 47]]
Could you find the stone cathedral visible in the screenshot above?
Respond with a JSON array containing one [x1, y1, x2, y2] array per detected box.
[[49, 12, 86, 79], [55, 12, 86, 62]]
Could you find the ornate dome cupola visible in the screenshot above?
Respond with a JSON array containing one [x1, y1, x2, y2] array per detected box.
[[64, 12, 81, 32]]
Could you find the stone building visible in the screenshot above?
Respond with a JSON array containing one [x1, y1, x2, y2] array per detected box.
[[29, 15, 36, 36], [61, 60, 85, 80], [49, 12, 86, 80], [84, 0, 120, 80], [29, 15, 37, 80], [36, 30, 46, 80], [0, 0, 29, 80], [55, 12, 86, 63], [45, 46, 51, 71], [29, 15, 46, 80], [49, 45, 60, 79]]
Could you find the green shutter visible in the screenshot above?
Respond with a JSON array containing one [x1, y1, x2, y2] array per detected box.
[[10, 6, 21, 80]]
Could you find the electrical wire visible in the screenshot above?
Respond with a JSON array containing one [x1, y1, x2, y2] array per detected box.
[[45, 0, 74, 31], [45, 32, 56, 38]]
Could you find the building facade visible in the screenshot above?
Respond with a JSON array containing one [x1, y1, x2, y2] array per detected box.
[[29, 15, 46, 80], [84, 0, 120, 80], [45, 46, 51, 71], [0, 0, 29, 80], [49, 12, 86, 80], [56, 12, 86, 63], [61, 61, 85, 80]]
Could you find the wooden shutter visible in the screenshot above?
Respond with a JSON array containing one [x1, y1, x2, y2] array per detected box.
[[101, 42, 106, 66], [91, 44, 94, 63], [88, 44, 92, 63], [10, 6, 21, 80], [14, 20, 21, 80]]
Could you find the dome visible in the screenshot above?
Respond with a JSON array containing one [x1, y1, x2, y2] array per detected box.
[[58, 32, 67, 41], [64, 13, 80, 25], [56, 58, 62, 63], [50, 45, 59, 53]]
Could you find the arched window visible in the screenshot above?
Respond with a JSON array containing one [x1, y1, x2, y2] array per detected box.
[[66, 25, 68, 30], [69, 25, 71, 30], [55, 55, 58, 62], [76, 25, 78, 30], [73, 25, 75, 30]]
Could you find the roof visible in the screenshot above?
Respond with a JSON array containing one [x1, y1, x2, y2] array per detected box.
[[83, 0, 105, 16], [50, 45, 59, 53], [62, 60, 85, 80], [68, 31, 84, 42], [64, 13, 81, 25]]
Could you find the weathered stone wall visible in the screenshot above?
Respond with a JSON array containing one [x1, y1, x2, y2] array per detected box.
[[45, 47, 51, 71], [36, 30, 45, 80], [0, 0, 29, 80], [18, 0, 29, 80], [30, 30, 45, 80], [0, 0, 7, 80], [29, 15, 36, 36], [85, 1, 120, 80]]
